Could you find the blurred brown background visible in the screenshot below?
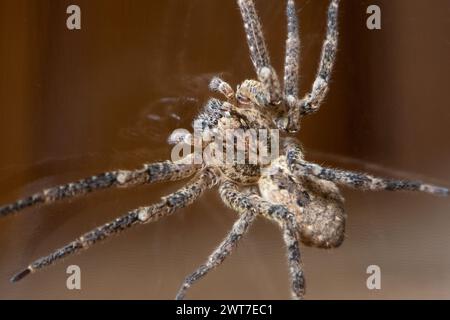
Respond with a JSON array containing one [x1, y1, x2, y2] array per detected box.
[[0, 0, 449, 299]]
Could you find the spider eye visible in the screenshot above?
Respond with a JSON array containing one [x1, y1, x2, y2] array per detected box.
[[237, 94, 251, 105]]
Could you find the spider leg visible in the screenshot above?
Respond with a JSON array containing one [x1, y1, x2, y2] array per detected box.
[[176, 180, 305, 300], [238, 0, 282, 104], [287, 0, 340, 132], [193, 98, 232, 133], [255, 187, 306, 299], [209, 77, 235, 100], [286, 145, 449, 196], [275, 0, 301, 130], [10, 168, 219, 282], [281, 219, 305, 300], [0, 161, 198, 218], [175, 180, 258, 300], [284, 0, 300, 101]]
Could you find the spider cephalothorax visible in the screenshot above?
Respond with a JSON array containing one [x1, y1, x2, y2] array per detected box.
[[0, 0, 447, 300]]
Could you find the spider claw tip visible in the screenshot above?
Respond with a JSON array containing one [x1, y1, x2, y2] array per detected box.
[[433, 186, 449, 197], [10, 268, 31, 283]]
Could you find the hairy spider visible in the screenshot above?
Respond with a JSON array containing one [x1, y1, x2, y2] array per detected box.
[[1, 0, 447, 299]]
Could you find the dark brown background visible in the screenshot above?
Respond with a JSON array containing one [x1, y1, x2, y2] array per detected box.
[[0, 0, 449, 299]]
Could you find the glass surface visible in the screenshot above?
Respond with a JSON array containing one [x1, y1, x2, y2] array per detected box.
[[0, 0, 449, 299]]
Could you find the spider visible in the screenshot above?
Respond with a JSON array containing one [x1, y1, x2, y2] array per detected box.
[[1, 0, 448, 300]]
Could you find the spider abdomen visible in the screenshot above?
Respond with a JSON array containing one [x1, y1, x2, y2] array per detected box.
[[299, 176, 346, 248], [259, 157, 346, 248]]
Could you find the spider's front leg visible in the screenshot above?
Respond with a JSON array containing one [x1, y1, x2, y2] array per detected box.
[[286, 0, 340, 132], [238, 0, 282, 105], [10, 168, 219, 282], [209, 77, 235, 101], [209, 76, 271, 109], [285, 144, 449, 196], [276, 0, 300, 130], [284, 0, 300, 103], [0, 160, 198, 218]]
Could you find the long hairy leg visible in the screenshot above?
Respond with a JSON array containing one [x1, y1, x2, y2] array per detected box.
[[176, 179, 305, 299], [284, 0, 300, 101], [287, 0, 340, 132], [282, 220, 305, 299], [276, 0, 301, 130], [286, 145, 448, 196], [175, 180, 258, 300], [10, 168, 219, 282], [255, 195, 306, 299], [238, 0, 282, 104], [0, 160, 198, 218]]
